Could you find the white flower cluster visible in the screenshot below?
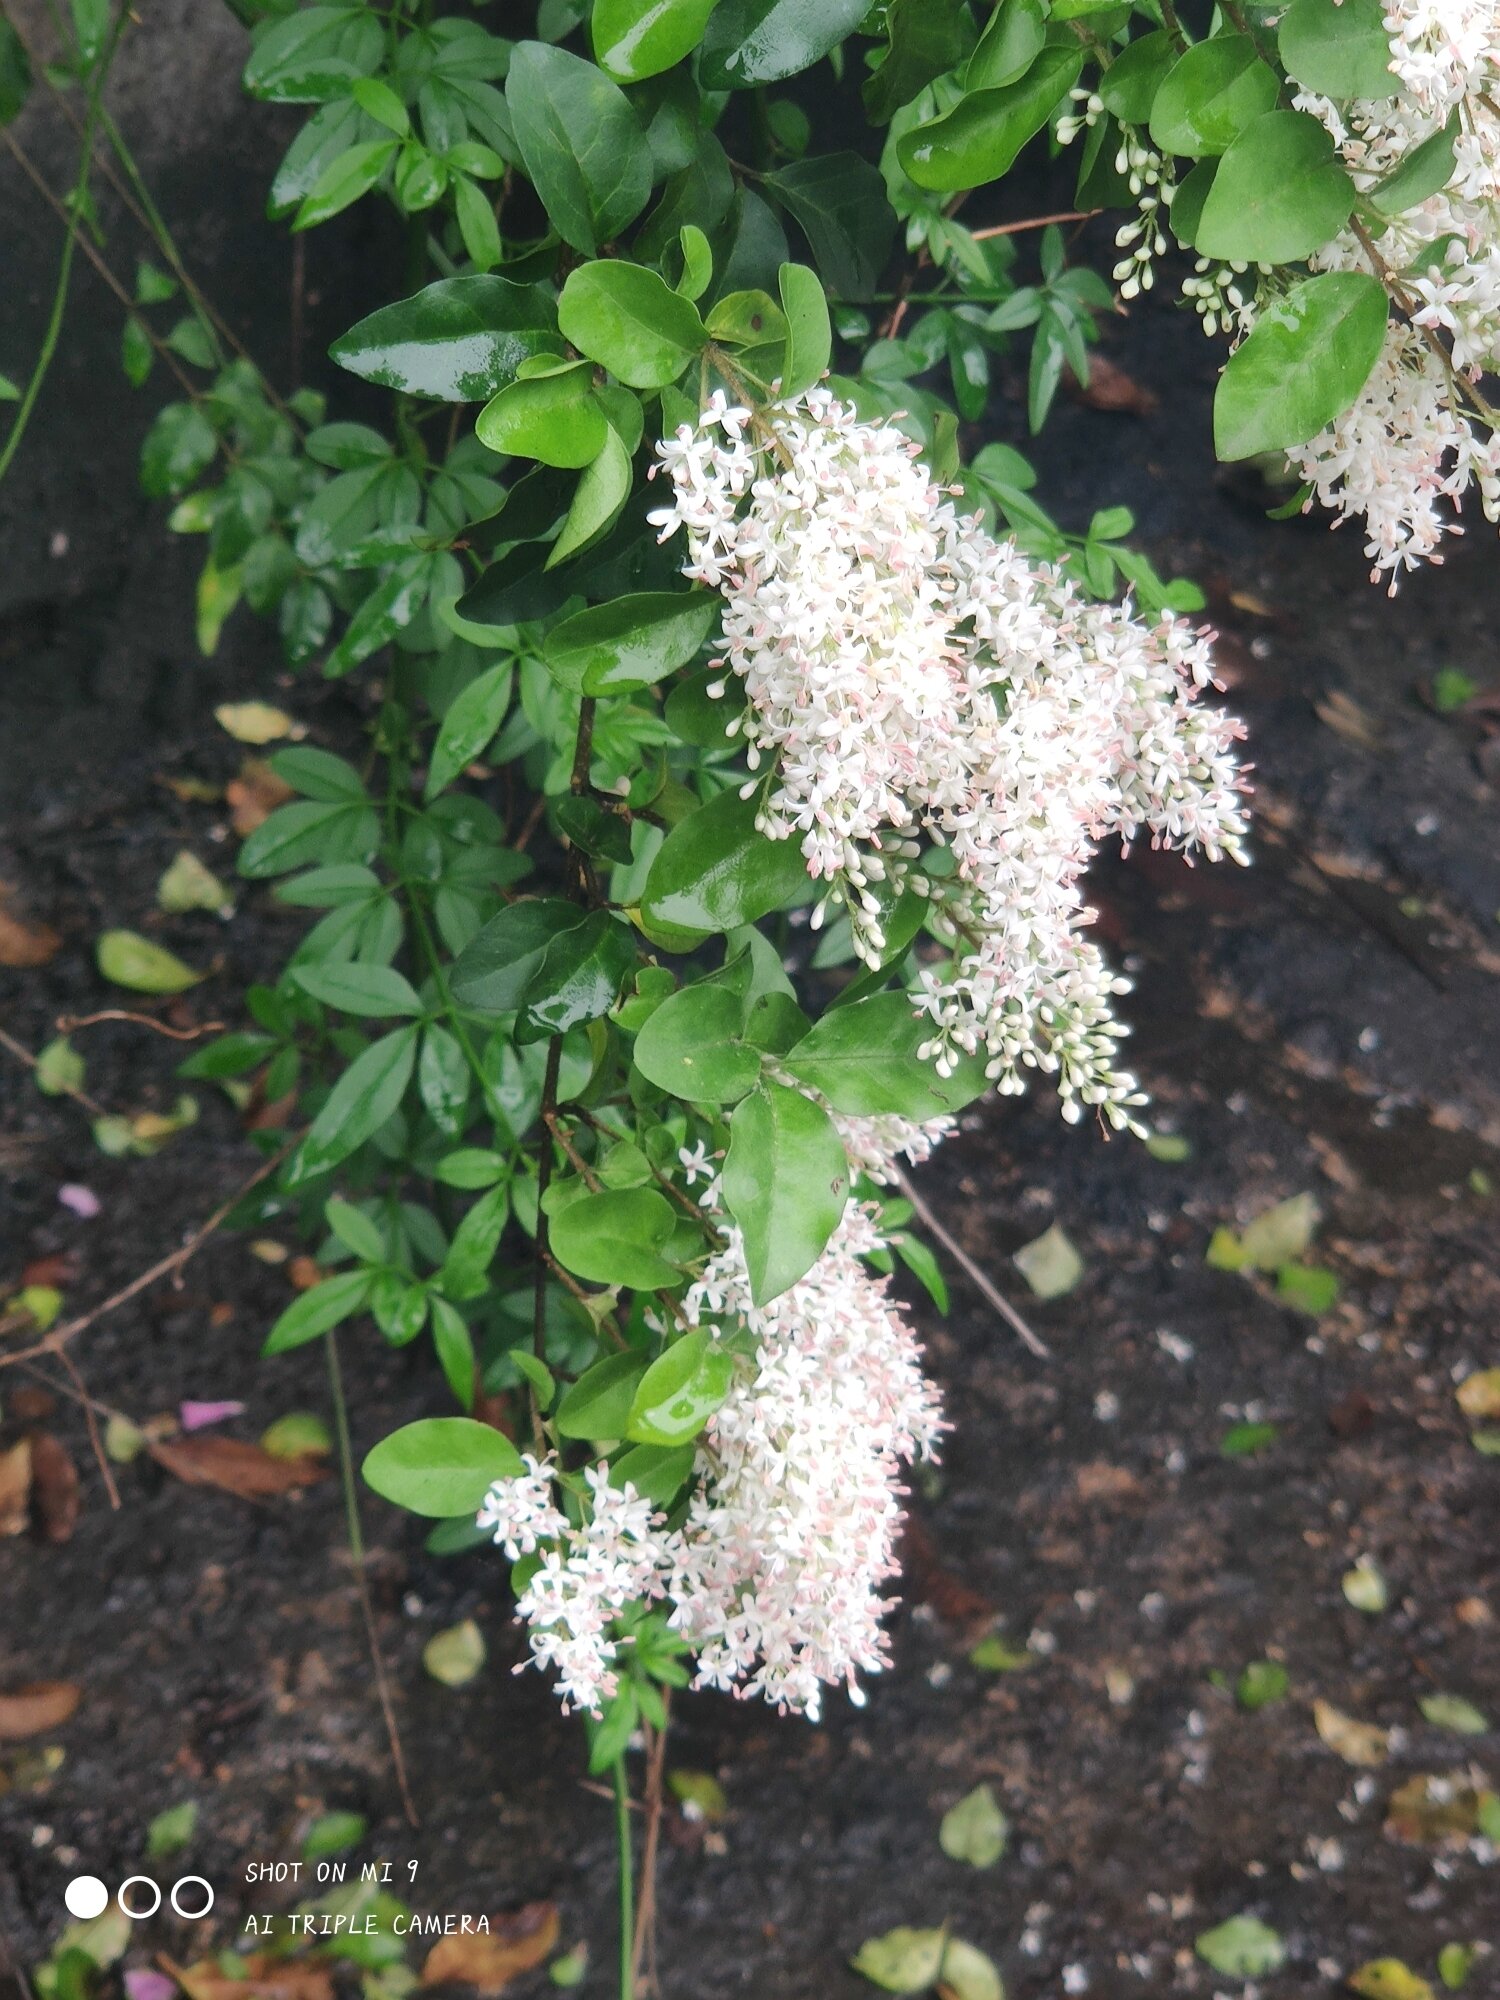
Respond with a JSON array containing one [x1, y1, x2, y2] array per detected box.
[[649, 388, 1248, 1131], [1260, 0, 1500, 580]]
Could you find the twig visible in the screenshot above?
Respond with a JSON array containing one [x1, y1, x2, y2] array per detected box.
[[892, 1165, 1051, 1360], [971, 209, 1101, 240], [325, 1330, 419, 1828], [612, 1756, 635, 2000], [57, 1010, 225, 1040], [1349, 213, 1500, 427], [0, 1023, 108, 1117], [630, 1691, 671, 1997], [53, 1342, 122, 1510], [0, 1142, 292, 1370]]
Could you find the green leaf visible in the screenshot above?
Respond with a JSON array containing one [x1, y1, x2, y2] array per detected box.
[[626, 1330, 735, 1445], [1214, 270, 1387, 460], [294, 961, 424, 1018], [966, 0, 1045, 90], [777, 261, 831, 398], [1195, 110, 1355, 265], [140, 403, 218, 498], [1237, 1659, 1289, 1709], [439, 1184, 509, 1301], [301, 1811, 367, 1861], [286, 1026, 418, 1187], [1280, 0, 1396, 100], [0, 19, 31, 124], [294, 138, 398, 229], [1149, 35, 1280, 159], [1275, 1261, 1340, 1313], [95, 930, 204, 994], [554, 795, 633, 865], [592, 0, 719, 82], [850, 1928, 946, 1994], [453, 174, 501, 272], [1419, 1693, 1489, 1736], [1439, 1944, 1477, 1991], [324, 1199, 388, 1264], [431, 1294, 476, 1407], [146, 1802, 197, 1861], [352, 75, 408, 134], [547, 425, 634, 569], [423, 1616, 485, 1686], [632, 982, 763, 1102], [263, 1269, 374, 1354], [554, 1349, 652, 1439], [782, 992, 989, 1117], [723, 1081, 848, 1305], [450, 898, 584, 1012], [475, 361, 608, 468], [1368, 113, 1458, 216], [1220, 1419, 1277, 1458], [330, 276, 563, 402], [323, 557, 431, 678], [899, 47, 1083, 192], [244, 6, 385, 103], [516, 909, 637, 1043], [157, 850, 233, 915], [35, 1036, 84, 1097], [434, 1148, 508, 1190], [505, 41, 652, 256], [865, 0, 968, 122], [609, 1441, 696, 1506], [261, 1411, 333, 1458], [425, 661, 513, 799], [640, 788, 810, 936], [362, 1415, 523, 1516], [122, 315, 153, 388], [1239, 1191, 1320, 1268], [764, 152, 896, 300], [558, 260, 707, 390], [239, 801, 380, 877], [1195, 1917, 1286, 1979], [551, 1187, 680, 1290], [1013, 1221, 1084, 1299], [939, 1783, 1009, 1868], [699, 0, 870, 89], [544, 590, 717, 695]]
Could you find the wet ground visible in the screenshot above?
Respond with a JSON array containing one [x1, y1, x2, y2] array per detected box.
[[4, 196, 1500, 2000]]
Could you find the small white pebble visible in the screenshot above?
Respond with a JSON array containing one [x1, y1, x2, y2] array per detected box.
[[1094, 1390, 1120, 1421], [1157, 1330, 1195, 1363], [926, 1660, 953, 1689], [1140, 1591, 1167, 1621], [1062, 1965, 1090, 1994]]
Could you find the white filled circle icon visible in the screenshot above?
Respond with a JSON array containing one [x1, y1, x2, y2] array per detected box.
[[64, 1877, 109, 1921]]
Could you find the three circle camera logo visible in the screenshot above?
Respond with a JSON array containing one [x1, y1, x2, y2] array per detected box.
[[64, 1875, 214, 1921]]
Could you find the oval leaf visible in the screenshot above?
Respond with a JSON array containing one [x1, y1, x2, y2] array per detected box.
[[363, 1416, 523, 1517]]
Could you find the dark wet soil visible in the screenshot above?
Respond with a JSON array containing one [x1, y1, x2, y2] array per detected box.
[[4, 104, 1500, 2000]]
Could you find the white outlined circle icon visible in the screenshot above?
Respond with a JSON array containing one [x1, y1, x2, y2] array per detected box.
[[64, 1877, 108, 1920], [171, 1877, 214, 1920], [117, 1878, 162, 1919]]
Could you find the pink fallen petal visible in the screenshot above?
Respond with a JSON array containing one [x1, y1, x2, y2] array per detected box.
[[125, 1971, 177, 2000], [179, 1399, 246, 1432], [58, 1183, 102, 1218]]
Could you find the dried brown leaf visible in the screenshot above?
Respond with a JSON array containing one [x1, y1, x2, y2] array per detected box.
[[0, 894, 61, 967], [0, 1680, 81, 1741], [1313, 1698, 1390, 1767], [226, 758, 295, 837], [420, 1904, 559, 1993], [148, 1436, 328, 1500], [164, 1955, 334, 2000], [1384, 1772, 1487, 1847], [0, 1439, 33, 1537], [30, 1433, 80, 1544], [1068, 352, 1158, 415]]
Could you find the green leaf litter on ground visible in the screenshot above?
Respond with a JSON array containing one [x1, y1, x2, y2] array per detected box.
[[1343, 1556, 1390, 1613], [1012, 1221, 1083, 1299], [1418, 1693, 1488, 1735], [1194, 1914, 1286, 1978], [939, 1784, 1008, 1868], [422, 1618, 486, 1687]]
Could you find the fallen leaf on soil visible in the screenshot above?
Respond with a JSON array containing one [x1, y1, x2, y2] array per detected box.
[[96, 930, 205, 995], [1314, 1699, 1390, 1766], [158, 851, 233, 916], [30, 1433, 80, 1543], [1316, 689, 1387, 752], [0, 1439, 33, 1536], [969, 1633, 1034, 1673], [419, 1902, 559, 1991], [215, 701, 300, 746], [58, 1183, 102, 1218], [164, 1954, 334, 2000], [900, 1512, 994, 1623], [667, 1770, 726, 1821], [8, 1383, 57, 1423], [1343, 1557, 1389, 1613], [226, 758, 295, 835], [260, 1412, 332, 1458], [850, 1928, 946, 1993], [21, 1255, 72, 1292], [158, 774, 222, 805], [1195, 1915, 1286, 1978], [0, 892, 61, 967], [287, 1256, 325, 1291], [1068, 352, 1158, 415], [1328, 1389, 1376, 1439], [1348, 1961, 1434, 2000], [939, 1783, 1008, 1868], [1418, 1694, 1489, 1736], [1456, 1369, 1500, 1420], [250, 1239, 290, 1264], [1437, 1943, 1478, 1989], [1013, 1221, 1083, 1299], [0, 1681, 81, 1740], [35, 1037, 85, 1097], [179, 1400, 246, 1433], [935, 1938, 1003, 2000], [1237, 1660, 1289, 1710], [148, 1435, 328, 1499], [1384, 1772, 1491, 1846], [423, 1619, 485, 1688]]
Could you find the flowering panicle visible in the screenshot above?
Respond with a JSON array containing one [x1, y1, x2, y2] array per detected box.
[[649, 388, 1248, 1131]]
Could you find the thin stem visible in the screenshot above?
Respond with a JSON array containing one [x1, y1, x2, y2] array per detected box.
[[0, 1023, 108, 1118], [612, 1755, 635, 2000], [326, 1329, 419, 1827], [0, 3, 124, 486], [970, 209, 1101, 241], [1348, 213, 1500, 427], [630, 1692, 671, 1995], [892, 1165, 1051, 1361]]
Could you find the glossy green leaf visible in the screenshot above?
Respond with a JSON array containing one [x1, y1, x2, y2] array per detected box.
[[865, 0, 968, 121], [547, 426, 634, 569], [330, 276, 563, 402], [554, 794, 634, 865], [1196, 110, 1355, 265], [323, 557, 430, 678], [783, 992, 990, 1116], [450, 898, 584, 1013], [632, 983, 763, 1102], [609, 1441, 696, 1506], [723, 1081, 849, 1305], [294, 961, 424, 1017], [1280, 0, 1397, 100], [425, 661, 513, 799], [1368, 112, 1458, 216], [362, 1416, 523, 1516], [505, 40, 652, 255], [244, 6, 384, 104], [899, 47, 1083, 192], [1097, 30, 1174, 125], [592, 0, 719, 82], [239, 801, 380, 877], [1150, 36, 1279, 159], [763, 152, 896, 300], [699, 0, 869, 88], [551, 1188, 680, 1290], [516, 909, 637, 1042], [294, 139, 397, 229], [554, 1349, 651, 1439], [140, 403, 218, 498], [286, 1026, 418, 1187], [439, 1183, 509, 1301], [96, 930, 204, 994], [558, 260, 707, 390], [1214, 271, 1387, 459], [966, 0, 1046, 90], [264, 1269, 374, 1354], [474, 361, 608, 468], [626, 1330, 735, 1445], [544, 591, 717, 695], [777, 261, 831, 397], [640, 788, 810, 936]]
